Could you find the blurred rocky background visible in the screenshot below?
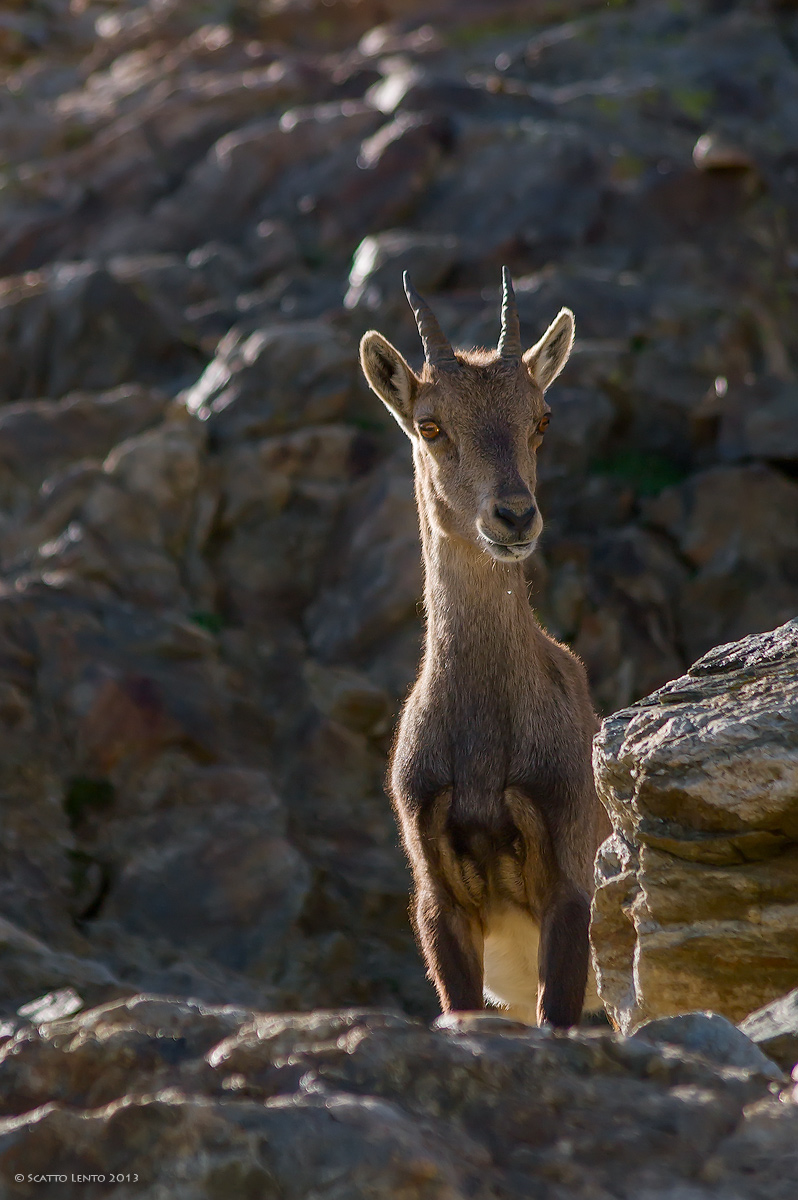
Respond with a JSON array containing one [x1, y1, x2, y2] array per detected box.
[[0, 0, 797, 1099]]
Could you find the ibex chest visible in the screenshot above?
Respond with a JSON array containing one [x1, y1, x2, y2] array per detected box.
[[393, 649, 582, 807]]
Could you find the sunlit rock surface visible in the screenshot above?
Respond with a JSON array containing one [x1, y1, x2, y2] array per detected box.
[[593, 620, 798, 1032]]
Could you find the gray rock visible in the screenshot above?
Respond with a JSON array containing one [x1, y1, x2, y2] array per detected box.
[[214, 423, 373, 623], [569, 525, 690, 711], [345, 230, 459, 313], [419, 120, 604, 260], [592, 619, 798, 1033], [138, 104, 381, 254], [241, 219, 301, 283], [101, 809, 311, 977], [367, 66, 488, 117], [0, 263, 200, 402], [718, 380, 798, 464], [740, 989, 798, 1072], [632, 1011, 785, 1081], [0, 384, 167, 515], [183, 320, 355, 445], [644, 465, 798, 662], [0, 916, 124, 1023], [0, 997, 795, 1198], [305, 451, 421, 662]]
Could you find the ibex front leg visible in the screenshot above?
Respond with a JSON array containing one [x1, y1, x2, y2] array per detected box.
[[401, 795, 485, 1013], [413, 884, 484, 1012], [537, 883, 590, 1027], [535, 799, 595, 1028]]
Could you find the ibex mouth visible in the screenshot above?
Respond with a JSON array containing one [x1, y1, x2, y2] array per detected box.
[[479, 534, 538, 562]]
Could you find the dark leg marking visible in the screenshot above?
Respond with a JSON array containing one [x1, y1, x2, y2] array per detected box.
[[537, 887, 590, 1028], [414, 888, 484, 1013]]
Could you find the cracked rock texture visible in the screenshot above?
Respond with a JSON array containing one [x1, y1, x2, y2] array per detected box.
[[1, 998, 797, 1200], [593, 619, 798, 1034]]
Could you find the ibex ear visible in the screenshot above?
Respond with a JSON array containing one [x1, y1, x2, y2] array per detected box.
[[360, 331, 420, 434], [523, 308, 575, 391]]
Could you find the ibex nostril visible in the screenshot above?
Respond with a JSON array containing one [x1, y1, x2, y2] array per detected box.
[[494, 503, 537, 535]]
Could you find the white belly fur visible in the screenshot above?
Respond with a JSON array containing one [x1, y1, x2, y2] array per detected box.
[[483, 905, 540, 1025], [483, 905, 603, 1023]]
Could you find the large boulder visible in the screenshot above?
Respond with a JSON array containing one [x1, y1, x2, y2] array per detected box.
[[592, 619, 798, 1032]]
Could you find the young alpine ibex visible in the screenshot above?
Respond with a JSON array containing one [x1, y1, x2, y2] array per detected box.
[[360, 269, 607, 1027]]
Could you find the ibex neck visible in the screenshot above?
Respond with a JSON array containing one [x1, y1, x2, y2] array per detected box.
[[417, 503, 537, 669]]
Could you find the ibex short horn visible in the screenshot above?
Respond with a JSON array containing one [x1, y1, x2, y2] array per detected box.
[[403, 271, 458, 367], [358, 273, 607, 1028], [498, 265, 521, 359]]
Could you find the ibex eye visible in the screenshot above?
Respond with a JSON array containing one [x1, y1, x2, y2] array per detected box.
[[536, 414, 551, 434], [419, 420, 441, 440]]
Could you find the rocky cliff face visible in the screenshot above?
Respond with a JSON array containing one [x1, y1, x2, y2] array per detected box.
[[593, 619, 798, 1032]]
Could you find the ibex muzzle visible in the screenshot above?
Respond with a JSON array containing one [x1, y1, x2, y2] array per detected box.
[[359, 271, 606, 1029]]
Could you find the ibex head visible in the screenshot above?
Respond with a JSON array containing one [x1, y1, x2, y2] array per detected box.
[[360, 268, 574, 561]]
